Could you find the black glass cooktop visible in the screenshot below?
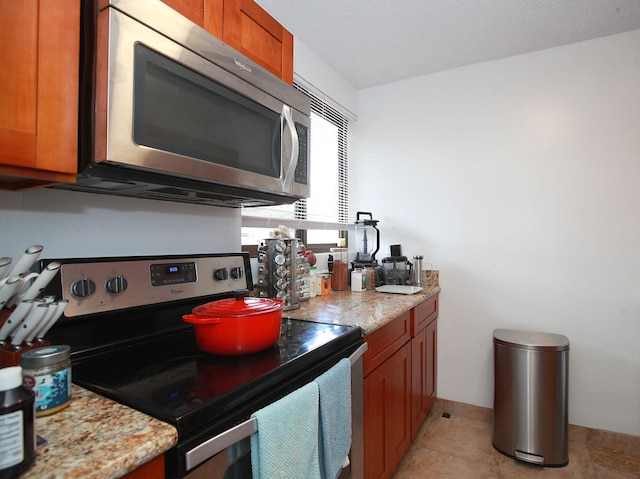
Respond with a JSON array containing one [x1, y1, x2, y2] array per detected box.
[[71, 318, 362, 437]]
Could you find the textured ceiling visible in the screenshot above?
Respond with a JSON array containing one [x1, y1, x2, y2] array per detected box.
[[255, 0, 640, 89]]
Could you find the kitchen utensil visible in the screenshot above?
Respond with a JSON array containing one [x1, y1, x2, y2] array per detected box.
[[10, 303, 49, 347], [182, 291, 285, 355], [0, 257, 12, 280], [13, 261, 61, 304], [381, 256, 412, 285], [353, 212, 380, 267], [0, 300, 34, 342], [0, 276, 23, 309], [33, 300, 69, 342], [6, 245, 44, 279], [5, 272, 38, 308]]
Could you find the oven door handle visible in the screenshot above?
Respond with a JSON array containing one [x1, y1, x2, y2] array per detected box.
[[185, 417, 258, 471], [185, 342, 368, 472]]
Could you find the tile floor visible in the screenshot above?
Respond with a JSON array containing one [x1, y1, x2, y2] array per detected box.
[[392, 399, 640, 479]]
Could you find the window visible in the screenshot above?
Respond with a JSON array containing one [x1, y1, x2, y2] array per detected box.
[[241, 81, 354, 252]]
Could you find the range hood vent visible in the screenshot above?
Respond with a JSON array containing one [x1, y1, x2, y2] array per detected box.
[[49, 164, 296, 208]]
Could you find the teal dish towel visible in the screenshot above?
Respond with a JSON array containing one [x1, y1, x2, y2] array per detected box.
[[316, 358, 352, 479], [250, 381, 321, 479]]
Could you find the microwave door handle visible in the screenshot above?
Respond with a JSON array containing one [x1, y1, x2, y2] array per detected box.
[[280, 104, 299, 192]]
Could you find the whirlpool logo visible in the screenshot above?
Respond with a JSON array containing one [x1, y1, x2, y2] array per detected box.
[[234, 58, 252, 73]]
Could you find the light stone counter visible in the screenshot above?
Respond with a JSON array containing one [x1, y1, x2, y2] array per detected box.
[[286, 284, 441, 336], [22, 385, 177, 479]]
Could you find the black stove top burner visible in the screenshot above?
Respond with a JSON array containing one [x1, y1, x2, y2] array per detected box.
[[71, 319, 361, 438]]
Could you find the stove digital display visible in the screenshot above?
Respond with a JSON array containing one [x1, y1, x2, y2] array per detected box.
[[150, 262, 196, 286]]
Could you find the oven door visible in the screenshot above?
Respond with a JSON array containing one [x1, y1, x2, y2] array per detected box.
[[183, 343, 367, 479], [94, 1, 310, 199]]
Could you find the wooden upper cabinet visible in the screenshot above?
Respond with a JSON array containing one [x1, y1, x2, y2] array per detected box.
[[161, 0, 223, 38], [222, 0, 293, 83], [161, 0, 293, 83], [0, 0, 80, 189]]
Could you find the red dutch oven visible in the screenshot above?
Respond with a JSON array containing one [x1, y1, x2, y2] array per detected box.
[[182, 291, 285, 355]]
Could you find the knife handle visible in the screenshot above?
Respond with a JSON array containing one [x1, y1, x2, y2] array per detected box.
[[6, 245, 44, 278], [11, 303, 49, 347], [14, 261, 62, 305], [0, 299, 34, 341], [0, 257, 12, 280], [0, 275, 22, 308], [35, 300, 69, 341]]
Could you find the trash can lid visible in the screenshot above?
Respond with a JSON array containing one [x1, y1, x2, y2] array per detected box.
[[493, 329, 570, 351]]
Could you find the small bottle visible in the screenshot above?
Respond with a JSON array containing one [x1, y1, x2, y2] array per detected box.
[[21, 345, 72, 417], [309, 265, 317, 298], [0, 366, 36, 478], [351, 267, 365, 292]]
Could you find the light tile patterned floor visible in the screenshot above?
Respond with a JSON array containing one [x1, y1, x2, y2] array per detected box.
[[392, 399, 640, 479]]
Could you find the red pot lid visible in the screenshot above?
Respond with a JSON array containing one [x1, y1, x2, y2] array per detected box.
[[192, 291, 285, 318]]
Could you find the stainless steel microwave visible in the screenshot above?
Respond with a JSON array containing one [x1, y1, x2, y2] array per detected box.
[[54, 0, 311, 207]]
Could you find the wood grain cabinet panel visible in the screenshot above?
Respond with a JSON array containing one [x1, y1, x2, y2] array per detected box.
[[0, 0, 80, 188], [122, 455, 165, 479], [160, 0, 223, 37], [222, 0, 293, 83], [410, 317, 437, 439], [364, 341, 411, 479]]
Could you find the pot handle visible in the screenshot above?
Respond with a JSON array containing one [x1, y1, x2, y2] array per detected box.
[[182, 314, 222, 324], [232, 289, 250, 301]]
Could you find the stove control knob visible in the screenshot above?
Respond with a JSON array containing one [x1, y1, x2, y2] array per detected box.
[[214, 268, 228, 281], [105, 275, 128, 295], [230, 267, 243, 279], [71, 278, 96, 298]]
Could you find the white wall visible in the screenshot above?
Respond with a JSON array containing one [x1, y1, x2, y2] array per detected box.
[[356, 30, 640, 435], [0, 189, 239, 260]]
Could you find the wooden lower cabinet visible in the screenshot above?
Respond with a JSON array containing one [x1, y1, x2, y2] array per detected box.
[[410, 317, 437, 439], [363, 294, 439, 479], [364, 341, 411, 479], [122, 454, 165, 479]]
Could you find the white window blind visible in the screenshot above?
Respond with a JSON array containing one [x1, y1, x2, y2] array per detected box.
[[241, 81, 353, 244]]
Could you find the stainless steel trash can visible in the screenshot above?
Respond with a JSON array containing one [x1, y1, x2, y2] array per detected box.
[[492, 329, 569, 467]]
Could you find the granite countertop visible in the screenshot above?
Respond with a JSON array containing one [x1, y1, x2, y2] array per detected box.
[[20, 278, 439, 478], [22, 385, 178, 479], [286, 283, 441, 335]]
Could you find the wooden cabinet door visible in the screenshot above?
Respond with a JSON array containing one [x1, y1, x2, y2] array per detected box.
[[222, 0, 293, 83], [410, 317, 438, 439], [160, 0, 223, 38], [364, 342, 411, 479], [0, 0, 79, 188], [122, 455, 165, 479]]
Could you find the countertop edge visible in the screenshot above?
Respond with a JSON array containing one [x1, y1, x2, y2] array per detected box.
[[24, 385, 178, 479]]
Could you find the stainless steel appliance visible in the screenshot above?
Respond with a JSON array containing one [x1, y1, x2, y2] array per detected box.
[[53, 0, 311, 208], [353, 212, 380, 268], [40, 253, 365, 478]]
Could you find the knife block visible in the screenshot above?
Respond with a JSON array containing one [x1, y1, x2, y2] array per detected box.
[[0, 341, 51, 368]]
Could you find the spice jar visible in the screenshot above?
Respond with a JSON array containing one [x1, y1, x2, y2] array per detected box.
[[0, 366, 36, 478], [21, 345, 71, 417]]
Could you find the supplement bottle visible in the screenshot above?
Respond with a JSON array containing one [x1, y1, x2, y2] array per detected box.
[[0, 366, 36, 478], [21, 345, 72, 416]]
